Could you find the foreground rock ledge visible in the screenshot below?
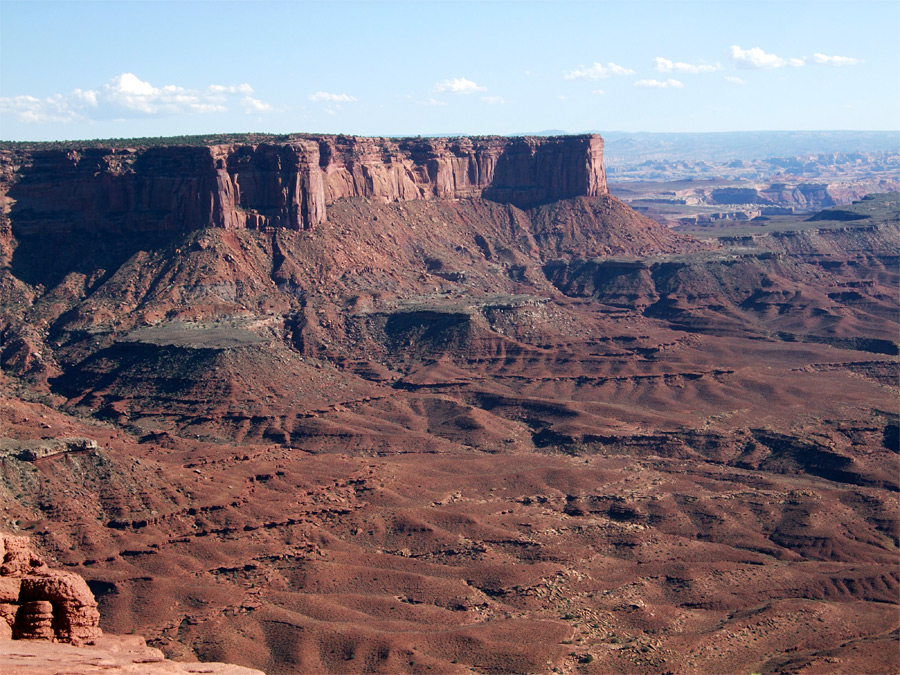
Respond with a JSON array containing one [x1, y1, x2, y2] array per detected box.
[[0, 532, 101, 644], [1, 533, 263, 674], [3, 635, 265, 674]]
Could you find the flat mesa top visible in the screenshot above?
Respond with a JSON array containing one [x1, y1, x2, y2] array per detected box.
[[121, 324, 269, 349], [0, 132, 602, 152]]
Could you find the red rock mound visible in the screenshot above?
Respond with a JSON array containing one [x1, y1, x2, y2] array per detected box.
[[0, 532, 101, 645]]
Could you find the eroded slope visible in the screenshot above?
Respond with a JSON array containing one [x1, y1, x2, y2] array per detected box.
[[0, 167, 897, 674]]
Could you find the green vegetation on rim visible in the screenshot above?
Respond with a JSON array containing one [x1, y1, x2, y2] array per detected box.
[[0, 132, 582, 152], [0, 133, 298, 151]]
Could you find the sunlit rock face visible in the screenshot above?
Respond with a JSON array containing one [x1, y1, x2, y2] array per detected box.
[[1, 134, 607, 234]]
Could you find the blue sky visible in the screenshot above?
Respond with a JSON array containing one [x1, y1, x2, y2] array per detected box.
[[1, 0, 898, 141]]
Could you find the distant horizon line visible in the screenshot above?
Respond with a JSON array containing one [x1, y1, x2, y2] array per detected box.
[[2, 128, 899, 146]]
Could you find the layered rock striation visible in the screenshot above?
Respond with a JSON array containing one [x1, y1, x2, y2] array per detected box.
[[1, 134, 607, 235]]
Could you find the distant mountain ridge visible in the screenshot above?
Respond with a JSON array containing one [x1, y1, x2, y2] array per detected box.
[[593, 130, 900, 165]]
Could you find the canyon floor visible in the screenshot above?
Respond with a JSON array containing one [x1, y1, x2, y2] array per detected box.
[[1, 188, 898, 674]]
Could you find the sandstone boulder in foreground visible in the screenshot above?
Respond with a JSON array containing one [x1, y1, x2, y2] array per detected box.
[[0, 531, 101, 645], [1, 532, 264, 674]]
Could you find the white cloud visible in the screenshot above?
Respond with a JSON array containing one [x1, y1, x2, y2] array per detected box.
[[417, 97, 447, 106], [308, 91, 357, 103], [565, 63, 608, 80], [0, 94, 79, 124], [635, 78, 684, 89], [102, 74, 230, 115], [0, 87, 102, 124], [0, 73, 269, 123], [730, 45, 805, 69], [654, 57, 719, 74], [607, 62, 634, 76], [592, 89, 605, 95], [725, 76, 746, 85], [209, 83, 254, 95], [242, 96, 272, 113], [564, 62, 634, 80], [112, 73, 155, 96], [72, 89, 98, 107], [813, 53, 864, 66], [482, 95, 507, 105], [433, 77, 486, 94]]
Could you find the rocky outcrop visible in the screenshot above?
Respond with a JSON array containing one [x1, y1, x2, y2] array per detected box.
[[0, 532, 101, 645], [0, 134, 607, 235], [4, 635, 267, 674], [0, 533, 265, 673], [0, 436, 99, 461]]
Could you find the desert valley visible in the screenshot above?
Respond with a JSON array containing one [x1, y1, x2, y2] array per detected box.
[[0, 132, 897, 674]]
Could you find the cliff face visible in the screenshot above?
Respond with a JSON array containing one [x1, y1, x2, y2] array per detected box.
[[1, 134, 607, 236]]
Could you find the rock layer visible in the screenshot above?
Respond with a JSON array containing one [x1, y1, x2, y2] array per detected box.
[[1, 134, 607, 235]]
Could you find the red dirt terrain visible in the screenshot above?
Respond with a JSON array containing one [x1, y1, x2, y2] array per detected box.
[[0, 137, 897, 674]]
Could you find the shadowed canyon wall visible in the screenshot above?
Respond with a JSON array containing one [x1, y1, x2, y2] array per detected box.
[[1, 134, 607, 236]]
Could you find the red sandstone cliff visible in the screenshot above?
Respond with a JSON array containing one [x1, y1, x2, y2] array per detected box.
[[0, 135, 607, 236]]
